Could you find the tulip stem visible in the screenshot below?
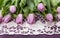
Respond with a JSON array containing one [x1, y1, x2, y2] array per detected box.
[[46, 0, 52, 13], [43, 12, 46, 16]]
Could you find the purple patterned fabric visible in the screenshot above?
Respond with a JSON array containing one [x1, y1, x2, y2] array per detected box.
[[0, 35, 60, 38]]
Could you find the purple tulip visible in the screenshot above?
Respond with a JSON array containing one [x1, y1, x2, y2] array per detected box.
[[3, 14, 12, 23], [9, 5, 16, 13], [27, 14, 35, 24], [57, 7, 60, 14], [37, 3, 45, 12], [46, 13, 53, 22], [16, 14, 23, 24]]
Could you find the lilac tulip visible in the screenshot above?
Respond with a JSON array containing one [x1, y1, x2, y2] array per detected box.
[[46, 13, 53, 22], [16, 14, 23, 24], [3, 14, 12, 23], [37, 3, 45, 12], [27, 14, 35, 24], [57, 7, 60, 14], [9, 6, 16, 13]]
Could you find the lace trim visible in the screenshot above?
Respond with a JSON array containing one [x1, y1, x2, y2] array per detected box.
[[0, 21, 60, 35]]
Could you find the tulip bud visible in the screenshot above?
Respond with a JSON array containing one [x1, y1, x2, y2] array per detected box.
[[3, 14, 12, 23], [57, 7, 60, 14], [27, 14, 35, 24], [46, 13, 53, 22], [37, 3, 45, 12], [9, 5, 16, 13], [16, 14, 23, 24]]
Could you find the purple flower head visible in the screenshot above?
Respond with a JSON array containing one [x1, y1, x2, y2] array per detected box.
[[10, 5, 16, 13], [16, 14, 23, 24], [27, 14, 35, 24], [46, 13, 53, 22], [37, 3, 45, 12], [3, 14, 12, 23], [57, 7, 60, 14]]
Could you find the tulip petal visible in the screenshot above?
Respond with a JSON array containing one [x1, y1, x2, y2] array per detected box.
[[16, 14, 23, 24]]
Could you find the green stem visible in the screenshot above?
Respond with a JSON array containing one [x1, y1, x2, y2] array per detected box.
[[43, 12, 46, 16], [15, 0, 19, 7], [30, 11, 33, 13], [46, 0, 52, 13], [20, 7, 23, 14]]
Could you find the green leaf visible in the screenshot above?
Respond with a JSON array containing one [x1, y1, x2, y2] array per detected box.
[[41, 0, 46, 6], [2, 4, 10, 16], [34, 0, 41, 6], [46, 0, 52, 13], [11, 0, 15, 5], [2, 7, 9, 16], [23, 7, 29, 17], [51, 0, 60, 6], [27, 0, 35, 12], [3, 0, 9, 6], [12, 14, 17, 18], [15, 0, 19, 7], [0, 0, 4, 9], [19, 0, 26, 7], [29, 2, 34, 12]]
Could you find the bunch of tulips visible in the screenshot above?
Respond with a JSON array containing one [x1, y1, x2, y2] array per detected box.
[[0, 0, 60, 24]]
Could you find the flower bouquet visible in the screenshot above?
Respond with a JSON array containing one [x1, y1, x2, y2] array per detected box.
[[0, 0, 60, 35]]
